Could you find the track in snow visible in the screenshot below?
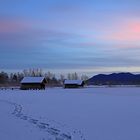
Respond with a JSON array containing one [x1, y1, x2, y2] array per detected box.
[[0, 99, 86, 140]]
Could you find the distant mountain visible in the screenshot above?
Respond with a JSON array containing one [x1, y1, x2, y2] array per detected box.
[[87, 73, 140, 85]]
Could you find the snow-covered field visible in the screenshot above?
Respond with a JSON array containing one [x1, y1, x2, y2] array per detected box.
[[0, 87, 140, 140]]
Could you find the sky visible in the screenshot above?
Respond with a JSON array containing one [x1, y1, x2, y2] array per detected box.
[[0, 0, 140, 76]]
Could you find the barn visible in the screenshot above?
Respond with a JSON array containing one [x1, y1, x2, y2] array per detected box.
[[64, 80, 84, 88], [20, 77, 46, 90]]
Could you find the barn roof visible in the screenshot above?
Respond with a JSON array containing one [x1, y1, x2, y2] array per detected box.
[[64, 80, 83, 85], [21, 77, 46, 84]]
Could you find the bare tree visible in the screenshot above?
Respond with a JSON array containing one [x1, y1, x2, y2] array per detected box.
[[67, 72, 79, 80], [81, 74, 89, 81], [23, 68, 44, 77]]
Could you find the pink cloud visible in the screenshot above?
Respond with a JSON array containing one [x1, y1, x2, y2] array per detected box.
[[0, 19, 34, 33], [105, 20, 140, 42]]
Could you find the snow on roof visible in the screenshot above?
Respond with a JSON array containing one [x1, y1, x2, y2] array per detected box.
[[64, 80, 83, 85], [21, 77, 46, 84]]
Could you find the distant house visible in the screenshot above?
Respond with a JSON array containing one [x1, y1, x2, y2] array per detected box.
[[64, 80, 84, 88], [20, 77, 46, 90]]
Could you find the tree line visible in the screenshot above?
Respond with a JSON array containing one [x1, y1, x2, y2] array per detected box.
[[0, 69, 89, 87]]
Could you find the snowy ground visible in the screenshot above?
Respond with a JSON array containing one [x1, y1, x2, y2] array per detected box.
[[0, 87, 140, 140]]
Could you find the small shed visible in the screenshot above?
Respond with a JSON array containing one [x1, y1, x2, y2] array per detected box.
[[20, 77, 46, 90], [64, 80, 84, 88]]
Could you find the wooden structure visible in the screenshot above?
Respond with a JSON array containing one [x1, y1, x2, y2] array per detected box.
[[64, 80, 84, 88], [20, 77, 46, 90]]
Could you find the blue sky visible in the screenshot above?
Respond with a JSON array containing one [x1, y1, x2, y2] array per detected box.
[[0, 0, 140, 76]]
